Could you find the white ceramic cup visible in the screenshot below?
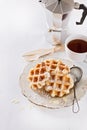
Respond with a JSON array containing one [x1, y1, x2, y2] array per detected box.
[[65, 34, 87, 62]]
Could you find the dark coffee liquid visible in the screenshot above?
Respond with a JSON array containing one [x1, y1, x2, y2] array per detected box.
[[67, 39, 87, 53]]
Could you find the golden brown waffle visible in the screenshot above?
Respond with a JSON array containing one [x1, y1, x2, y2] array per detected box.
[[28, 59, 74, 97]]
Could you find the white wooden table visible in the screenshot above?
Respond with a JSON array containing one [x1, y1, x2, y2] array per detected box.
[[0, 0, 87, 130]]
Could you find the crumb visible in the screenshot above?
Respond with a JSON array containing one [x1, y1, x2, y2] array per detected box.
[[11, 98, 20, 104]]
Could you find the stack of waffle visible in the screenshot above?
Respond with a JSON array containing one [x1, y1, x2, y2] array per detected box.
[[28, 59, 74, 97]]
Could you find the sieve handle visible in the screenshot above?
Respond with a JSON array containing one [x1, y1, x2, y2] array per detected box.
[[72, 85, 80, 113]]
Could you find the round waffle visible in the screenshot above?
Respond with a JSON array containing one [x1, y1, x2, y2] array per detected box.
[[28, 59, 74, 97]]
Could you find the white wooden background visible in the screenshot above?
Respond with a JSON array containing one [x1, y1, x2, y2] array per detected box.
[[0, 0, 87, 130]]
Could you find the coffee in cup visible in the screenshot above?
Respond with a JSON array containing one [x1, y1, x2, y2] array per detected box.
[[65, 34, 87, 62]]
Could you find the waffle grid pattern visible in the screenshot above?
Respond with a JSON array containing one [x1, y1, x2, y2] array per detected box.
[[28, 60, 74, 97]]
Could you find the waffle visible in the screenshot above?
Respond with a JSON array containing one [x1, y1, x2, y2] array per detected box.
[[28, 59, 74, 97]]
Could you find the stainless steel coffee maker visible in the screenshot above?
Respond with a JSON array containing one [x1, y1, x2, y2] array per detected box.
[[39, 0, 87, 45]]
